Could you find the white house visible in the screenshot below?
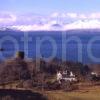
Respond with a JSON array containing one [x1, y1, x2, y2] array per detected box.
[[57, 70, 77, 83]]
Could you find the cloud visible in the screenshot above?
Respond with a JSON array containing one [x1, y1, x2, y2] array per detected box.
[[10, 14, 17, 22], [50, 12, 59, 18], [66, 13, 77, 18], [78, 14, 87, 19], [0, 12, 17, 25], [1, 12, 100, 31], [89, 13, 100, 19], [66, 13, 100, 19]]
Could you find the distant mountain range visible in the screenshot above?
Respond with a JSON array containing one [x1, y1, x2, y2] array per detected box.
[[0, 19, 100, 32], [1, 12, 100, 31]]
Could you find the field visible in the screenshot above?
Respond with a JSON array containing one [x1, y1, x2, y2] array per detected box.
[[44, 86, 100, 100], [0, 83, 100, 100]]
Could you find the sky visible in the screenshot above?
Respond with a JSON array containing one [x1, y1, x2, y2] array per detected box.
[[1, 0, 100, 30], [0, 0, 100, 14]]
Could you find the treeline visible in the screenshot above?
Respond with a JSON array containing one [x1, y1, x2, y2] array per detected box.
[[0, 58, 91, 84]]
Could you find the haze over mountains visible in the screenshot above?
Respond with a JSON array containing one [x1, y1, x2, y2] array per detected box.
[[1, 12, 100, 31]]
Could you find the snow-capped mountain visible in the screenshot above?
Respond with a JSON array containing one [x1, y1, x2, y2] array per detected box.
[[8, 19, 100, 31], [1, 12, 100, 31], [64, 19, 100, 30]]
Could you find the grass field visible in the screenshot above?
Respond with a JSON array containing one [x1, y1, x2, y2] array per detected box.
[[44, 86, 100, 100], [0, 81, 100, 100]]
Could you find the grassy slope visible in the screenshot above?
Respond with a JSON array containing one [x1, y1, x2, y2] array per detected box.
[[46, 92, 100, 100], [0, 81, 100, 100], [44, 86, 100, 100]]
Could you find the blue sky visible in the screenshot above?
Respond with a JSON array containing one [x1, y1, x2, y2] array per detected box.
[[1, 0, 100, 31], [0, 0, 100, 14]]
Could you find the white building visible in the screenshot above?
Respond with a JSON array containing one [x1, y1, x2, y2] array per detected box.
[[57, 71, 62, 84], [57, 70, 77, 83]]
